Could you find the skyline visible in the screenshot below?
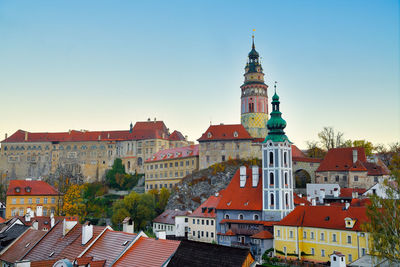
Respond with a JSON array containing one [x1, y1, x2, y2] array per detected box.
[[0, 0, 399, 149]]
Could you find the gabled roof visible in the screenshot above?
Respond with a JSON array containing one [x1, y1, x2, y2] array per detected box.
[[292, 145, 306, 158], [316, 147, 389, 176], [153, 210, 190, 225], [113, 236, 180, 267], [216, 167, 262, 211], [79, 229, 137, 267], [0, 229, 45, 264], [0, 224, 30, 250], [167, 239, 254, 267], [23, 221, 105, 262], [294, 193, 311, 206], [197, 124, 253, 142], [168, 130, 185, 141], [7, 180, 59, 196], [276, 205, 369, 231], [251, 230, 273, 239], [145, 145, 199, 163], [188, 191, 223, 218]]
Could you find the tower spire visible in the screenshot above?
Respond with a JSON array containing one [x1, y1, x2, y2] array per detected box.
[[252, 29, 255, 49]]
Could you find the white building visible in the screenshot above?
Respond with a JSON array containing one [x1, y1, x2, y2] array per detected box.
[[152, 209, 190, 238]]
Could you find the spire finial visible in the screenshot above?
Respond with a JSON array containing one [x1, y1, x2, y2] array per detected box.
[[274, 81, 277, 94], [252, 29, 256, 49]]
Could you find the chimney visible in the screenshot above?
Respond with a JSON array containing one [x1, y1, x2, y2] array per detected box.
[[215, 192, 219, 197], [319, 189, 325, 204], [345, 202, 350, 210], [25, 132, 28, 141], [148, 118, 151, 122], [98, 135, 101, 141], [36, 206, 43, 216], [32, 221, 38, 230], [352, 191, 359, 199], [68, 129, 71, 134], [156, 231, 166, 240], [50, 213, 55, 228], [252, 166, 259, 187], [122, 217, 134, 234], [154, 117, 156, 122], [63, 217, 78, 236], [4, 133, 7, 139], [352, 149, 358, 164], [333, 188, 339, 198], [107, 133, 110, 139], [25, 208, 31, 222], [82, 222, 93, 245], [311, 198, 316, 206], [239, 166, 246, 187]]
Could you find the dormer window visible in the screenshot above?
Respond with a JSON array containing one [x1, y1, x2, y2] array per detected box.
[[25, 187, 31, 193], [15, 187, 21, 193], [207, 132, 212, 138], [233, 131, 238, 137]]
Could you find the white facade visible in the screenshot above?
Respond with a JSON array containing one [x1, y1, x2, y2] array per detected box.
[[188, 216, 216, 243], [153, 222, 175, 236], [174, 215, 188, 237], [307, 184, 340, 201], [262, 139, 294, 221]]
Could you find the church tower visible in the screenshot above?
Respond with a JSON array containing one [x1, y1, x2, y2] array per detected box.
[[240, 34, 269, 139], [262, 85, 294, 221]]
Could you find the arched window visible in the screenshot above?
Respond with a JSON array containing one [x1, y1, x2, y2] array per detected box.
[[137, 157, 143, 166], [285, 193, 289, 207], [127, 161, 131, 170], [238, 214, 244, 220], [249, 103, 254, 112], [284, 152, 287, 165], [254, 214, 259, 220], [270, 194, 275, 206], [269, 152, 274, 165], [269, 172, 274, 185], [225, 214, 230, 219], [284, 172, 288, 185]]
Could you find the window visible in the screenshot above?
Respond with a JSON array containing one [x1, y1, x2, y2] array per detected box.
[[238, 214, 244, 220], [324, 176, 328, 182], [43, 208, 47, 216], [269, 172, 274, 185], [193, 219, 195, 224], [348, 254, 352, 262], [277, 230, 280, 237], [28, 198, 32, 204], [225, 214, 229, 219], [185, 218, 188, 223], [12, 198, 16, 204], [221, 155, 225, 162], [211, 220, 214, 226], [19, 208, 24, 216], [211, 232, 214, 238], [284, 152, 287, 165], [362, 248, 366, 256], [303, 231, 307, 239], [311, 248, 315, 256], [347, 235, 352, 244], [332, 233, 337, 242], [206, 232, 209, 238], [197, 219, 200, 224], [374, 176, 379, 183], [206, 220, 209, 225], [284, 172, 288, 185], [321, 249, 325, 257], [206, 156, 210, 163], [320, 232, 324, 241], [354, 176, 359, 181], [20, 198, 24, 204], [311, 232, 315, 240], [270, 193, 274, 206], [175, 162, 178, 167], [343, 175, 347, 181], [36, 198, 40, 204], [201, 231, 204, 237], [254, 214, 259, 220], [169, 163, 173, 168], [202, 219, 204, 225], [285, 193, 289, 206], [192, 231, 195, 236], [335, 176, 339, 182], [269, 151, 274, 165], [289, 231, 293, 238]]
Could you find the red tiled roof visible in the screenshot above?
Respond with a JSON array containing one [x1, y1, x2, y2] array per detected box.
[[132, 121, 168, 132], [351, 198, 371, 207], [168, 130, 185, 141], [251, 230, 273, 239], [30, 260, 57, 267], [219, 229, 236, 236], [113, 236, 180, 267], [198, 124, 253, 142], [276, 205, 369, 231], [145, 145, 199, 163], [153, 210, 190, 225], [340, 188, 367, 198], [188, 191, 223, 218], [7, 180, 59, 196], [294, 193, 311, 206], [0, 217, 5, 223], [23, 221, 106, 262], [80, 229, 137, 267], [0, 229, 46, 263], [16, 216, 63, 231], [216, 167, 262, 211], [316, 147, 389, 176], [292, 145, 306, 158], [76, 256, 93, 265]]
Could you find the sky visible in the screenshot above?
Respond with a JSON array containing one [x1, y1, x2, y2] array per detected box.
[[0, 0, 399, 149]]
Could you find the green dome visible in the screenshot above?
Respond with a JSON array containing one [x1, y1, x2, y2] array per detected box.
[[272, 93, 279, 101], [263, 91, 291, 143]]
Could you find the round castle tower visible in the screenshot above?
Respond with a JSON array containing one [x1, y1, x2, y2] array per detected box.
[[240, 35, 269, 139]]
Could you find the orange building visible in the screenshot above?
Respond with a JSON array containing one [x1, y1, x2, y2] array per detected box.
[[6, 179, 60, 218]]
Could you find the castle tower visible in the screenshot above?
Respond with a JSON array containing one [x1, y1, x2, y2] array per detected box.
[[262, 85, 294, 221], [240, 34, 269, 139]]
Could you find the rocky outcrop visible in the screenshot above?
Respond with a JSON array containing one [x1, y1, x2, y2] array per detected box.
[[166, 159, 260, 211]]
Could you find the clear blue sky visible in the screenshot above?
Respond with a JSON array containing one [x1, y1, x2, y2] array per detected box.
[[0, 0, 399, 148]]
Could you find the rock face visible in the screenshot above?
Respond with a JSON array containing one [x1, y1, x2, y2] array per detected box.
[[166, 159, 261, 211]]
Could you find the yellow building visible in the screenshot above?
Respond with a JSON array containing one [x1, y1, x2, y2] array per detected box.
[[6, 179, 60, 218], [144, 145, 199, 191], [274, 205, 371, 264]]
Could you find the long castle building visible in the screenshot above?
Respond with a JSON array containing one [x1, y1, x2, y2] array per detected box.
[[0, 119, 192, 182]]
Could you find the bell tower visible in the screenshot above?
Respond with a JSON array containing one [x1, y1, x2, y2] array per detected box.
[[240, 34, 269, 139]]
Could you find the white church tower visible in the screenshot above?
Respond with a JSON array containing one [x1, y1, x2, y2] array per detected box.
[[262, 84, 294, 221]]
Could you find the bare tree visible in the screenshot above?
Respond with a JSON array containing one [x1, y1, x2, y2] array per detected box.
[[317, 127, 345, 150]]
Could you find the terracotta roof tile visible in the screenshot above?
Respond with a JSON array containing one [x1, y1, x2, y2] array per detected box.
[[198, 124, 253, 142], [153, 210, 190, 225], [292, 145, 306, 158], [145, 145, 198, 163], [294, 193, 311, 205], [277, 205, 369, 231], [0, 229, 45, 264], [340, 188, 367, 198], [216, 167, 262, 211], [251, 230, 273, 239], [30, 259, 57, 267], [7, 180, 59, 196], [168, 130, 186, 141], [80, 229, 137, 267], [113, 236, 180, 267], [188, 191, 223, 218]]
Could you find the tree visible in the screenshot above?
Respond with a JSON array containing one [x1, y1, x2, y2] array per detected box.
[[317, 127, 345, 150], [341, 139, 375, 156], [106, 158, 126, 189], [305, 141, 326, 158], [62, 184, 86, 218], [363, 153, 400, 261]]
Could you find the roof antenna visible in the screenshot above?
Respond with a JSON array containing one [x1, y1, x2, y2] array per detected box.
[[274, 81, 278, 94]]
